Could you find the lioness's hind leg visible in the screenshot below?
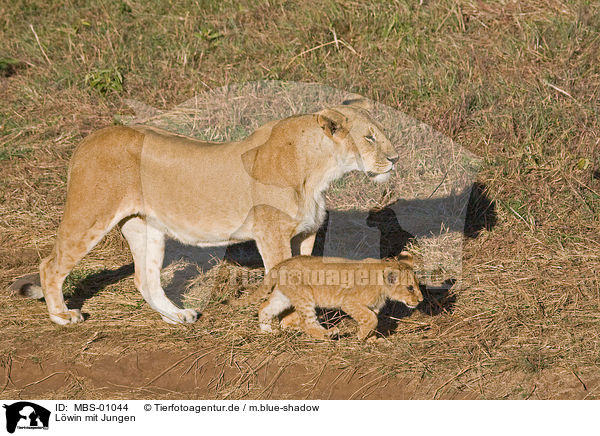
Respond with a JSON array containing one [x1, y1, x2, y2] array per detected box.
[[40, 212, 125, 325], [120, 217, 198, 324]]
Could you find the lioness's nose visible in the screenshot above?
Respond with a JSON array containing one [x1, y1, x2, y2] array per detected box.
[[388, 156, 399, 164]]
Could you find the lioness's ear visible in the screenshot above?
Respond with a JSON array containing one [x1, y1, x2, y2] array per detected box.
[[317, 110, 348, 142], [342, 96, 373, 111], [317, 115, 339, 138], [384, 268, 400, 285], [397, 251, 414, 268]]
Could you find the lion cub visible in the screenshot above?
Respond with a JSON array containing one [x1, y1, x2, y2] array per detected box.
[[234, 253, 423, 340]]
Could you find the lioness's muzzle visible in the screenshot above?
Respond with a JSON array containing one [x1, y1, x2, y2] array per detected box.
[[366, 168, 393, 178]]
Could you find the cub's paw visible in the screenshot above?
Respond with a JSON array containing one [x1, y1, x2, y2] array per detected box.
[[366, 336, 387, 344], [326, 327, 340, 339], [49, 309, 84, 325], [160, 309, 199, 324], [279, 311, 301, 330]]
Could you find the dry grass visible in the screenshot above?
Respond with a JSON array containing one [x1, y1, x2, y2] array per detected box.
[[1, 0, 599, 399]]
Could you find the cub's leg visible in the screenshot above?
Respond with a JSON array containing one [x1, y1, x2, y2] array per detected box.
[[258, 289, 292, 333], [282, 232, 317, 326], [279, 310, 302, 330], [295, 300, 339, 340], [120, 217, 198, 324], [341, 303, 379, 340]]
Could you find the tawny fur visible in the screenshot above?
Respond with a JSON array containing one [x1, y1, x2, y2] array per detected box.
[[234, 253, 423, 341], [10, 99, 400, 325]]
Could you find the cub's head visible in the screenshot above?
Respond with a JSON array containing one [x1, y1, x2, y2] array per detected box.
[[383, 252, 423, 309], [317, 98, 398, 183]]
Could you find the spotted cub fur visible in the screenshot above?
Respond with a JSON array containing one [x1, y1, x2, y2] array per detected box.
[[234, 253, 423, 340]]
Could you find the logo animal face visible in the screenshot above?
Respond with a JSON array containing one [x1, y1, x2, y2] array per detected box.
[[3, 402, 50, 434]]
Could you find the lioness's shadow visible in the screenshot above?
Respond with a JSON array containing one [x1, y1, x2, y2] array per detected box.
[[366, 208, 415, 257], [464, 181, 497, 238], [66, 263, 134, 311]]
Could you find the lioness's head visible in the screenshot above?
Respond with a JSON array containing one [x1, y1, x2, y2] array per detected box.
[[384, 252, 423, 309], [317, 98, 399, 183], [243, 98, 398, 189]]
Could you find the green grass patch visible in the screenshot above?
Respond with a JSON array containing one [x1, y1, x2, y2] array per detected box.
[[84, 67, 124, 95], [0, 147, 33, 161]]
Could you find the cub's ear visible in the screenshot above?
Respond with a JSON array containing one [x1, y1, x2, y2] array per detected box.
[[384, 268, 400, 285], [317, 109, 348, 142], [397, 251, 414, 268], [342, 96, 373, 111]]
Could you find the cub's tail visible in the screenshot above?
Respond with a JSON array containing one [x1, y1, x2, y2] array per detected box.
[[7, 273, 44, 299], [230, 269, 278, 307]]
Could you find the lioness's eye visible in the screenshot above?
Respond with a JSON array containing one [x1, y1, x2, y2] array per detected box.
[[365, 134, 376, 143], [407, 285, 414, 293]]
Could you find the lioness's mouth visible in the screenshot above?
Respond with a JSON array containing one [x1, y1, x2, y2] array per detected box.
[[366, 168, 393, 178]]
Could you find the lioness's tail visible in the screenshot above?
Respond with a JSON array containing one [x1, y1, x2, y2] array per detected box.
[[230, 269, 278, 307], [7, 273, 44, 299]]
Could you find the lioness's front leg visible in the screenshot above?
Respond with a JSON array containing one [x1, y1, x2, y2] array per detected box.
[[251, 205, 296, 272], [291, 232, 317, 256], [299, 233, 317, 255], [121, 217, 198, 324], [282, 232, 317, 325]]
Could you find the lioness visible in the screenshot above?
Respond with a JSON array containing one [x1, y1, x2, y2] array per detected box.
[[234, 253, 423, 340], [12, 99, 399, 325]]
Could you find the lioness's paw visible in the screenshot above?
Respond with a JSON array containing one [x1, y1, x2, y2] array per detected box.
[[160, 309, 199, 324], [49, 309, 84, 325]]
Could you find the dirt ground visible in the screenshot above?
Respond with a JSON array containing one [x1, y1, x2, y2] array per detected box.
[[2, 298, 599, 400], [1, 239, 598, 400], [2, 0, 600, 400]]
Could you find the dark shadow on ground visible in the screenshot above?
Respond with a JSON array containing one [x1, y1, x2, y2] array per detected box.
[[66, 263, 134, 310], [375, 279, 457, 337], [366, 208, 415, 258], [223, 241, 263, 268], [298, 279, 457, 339], [464, 181, 497, 238]]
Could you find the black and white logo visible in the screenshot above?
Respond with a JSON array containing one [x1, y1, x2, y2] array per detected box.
[[3, 402, 50, 433]]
